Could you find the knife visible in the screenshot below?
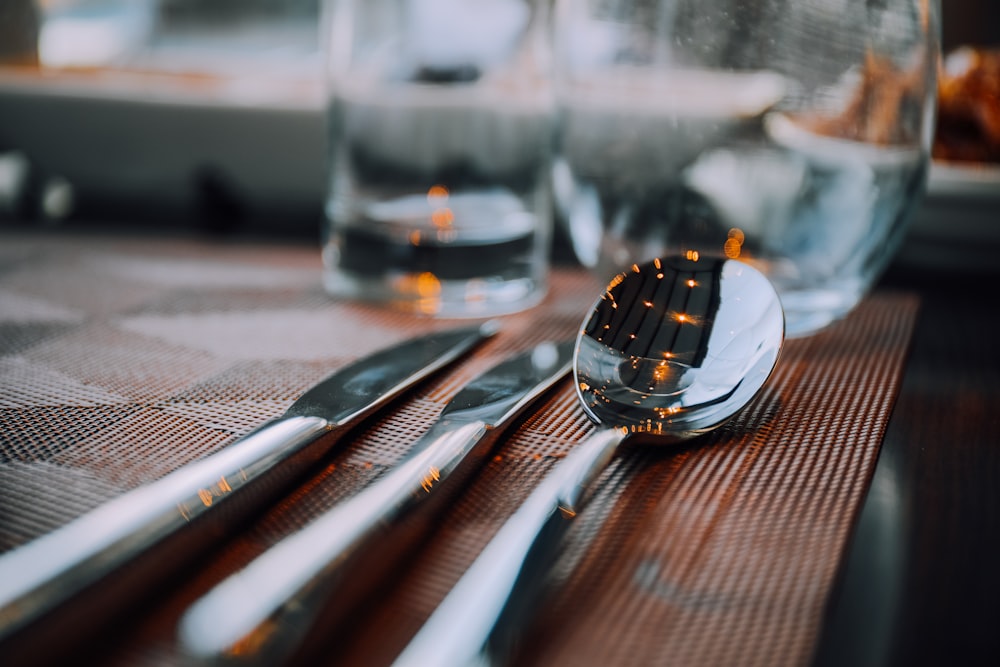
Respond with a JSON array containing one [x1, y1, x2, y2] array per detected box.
[[0, 322, 495, 658], [178, 340, 575, 666]]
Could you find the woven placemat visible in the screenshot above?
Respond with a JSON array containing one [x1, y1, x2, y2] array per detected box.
[[0, 233, 918, 666]]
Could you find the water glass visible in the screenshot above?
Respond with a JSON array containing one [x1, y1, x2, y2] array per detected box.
[[321, 0, 554, 317], [553, 0, 939, 336]]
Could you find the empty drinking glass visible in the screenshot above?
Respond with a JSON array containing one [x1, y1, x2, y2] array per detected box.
[[553, 0, 939, 336]]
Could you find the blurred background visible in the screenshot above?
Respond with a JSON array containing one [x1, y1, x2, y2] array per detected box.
[[0, 0, 324, 234], [0, 0, 997, 245]]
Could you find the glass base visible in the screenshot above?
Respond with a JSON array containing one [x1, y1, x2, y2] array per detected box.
[[780, 286, 865, 338], [322, 270, 546, 318]]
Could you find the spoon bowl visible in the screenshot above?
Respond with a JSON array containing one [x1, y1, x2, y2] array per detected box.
[[577, 256, 783, 438], [393, 255, 784, 667]]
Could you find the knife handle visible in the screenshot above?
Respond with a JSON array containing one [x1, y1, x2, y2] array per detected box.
[[178, 419, 491, 665], [0, 416, 329, 648], [392, 426, 626, 667]]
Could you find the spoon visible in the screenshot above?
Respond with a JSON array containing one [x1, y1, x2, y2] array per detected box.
[[392, 255, 784, 666]]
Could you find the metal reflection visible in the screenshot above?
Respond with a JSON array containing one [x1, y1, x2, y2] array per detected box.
[[576, 255, 783, 437]]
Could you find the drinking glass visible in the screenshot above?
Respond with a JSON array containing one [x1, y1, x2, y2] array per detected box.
[[321, 0, 554, 317], [553, 0, 939, 336]]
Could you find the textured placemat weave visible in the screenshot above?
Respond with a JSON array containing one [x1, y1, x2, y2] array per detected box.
[[0, 233, 918, 666]]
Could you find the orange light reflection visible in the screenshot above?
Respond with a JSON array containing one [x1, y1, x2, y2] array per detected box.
[[420, 466, 441, 492], [431, 207, 454, 228], [427, 184, 449, 202]]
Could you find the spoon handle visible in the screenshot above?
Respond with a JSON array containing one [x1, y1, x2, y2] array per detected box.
[[392, 426, 627, 667]]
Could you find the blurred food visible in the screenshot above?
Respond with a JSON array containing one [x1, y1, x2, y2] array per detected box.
[[933, 46, 1000, 164], [795, 51, 926, 147]]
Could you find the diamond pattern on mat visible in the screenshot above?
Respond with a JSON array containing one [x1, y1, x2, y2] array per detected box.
[[0, 461, 125, 551], [0, 404, 141, 463], [157, 401, 287, 435], [115, 309, 407, 362], [1, 262, 167, 317], [169, 359, 351, 405], [0, 244, 37, 272], [0, 288, 83, 323], [87, 254, 318, 290], [124, 285, 330, 317], [50, 407, 237, 489], [0, 357, 130, 408], [22, 324, 226, 402], [0, 323, 79, 356]]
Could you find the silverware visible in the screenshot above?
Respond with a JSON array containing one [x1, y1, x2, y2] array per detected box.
[[0, 323, 495, 655], [394, 256, 784, 666], [178, 340, 576, 665]]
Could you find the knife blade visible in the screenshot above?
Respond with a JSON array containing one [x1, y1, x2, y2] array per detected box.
[[178, 340, 575, 666], [0, 322, 496, 655]]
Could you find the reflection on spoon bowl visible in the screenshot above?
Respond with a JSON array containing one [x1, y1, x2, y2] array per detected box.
[[576, 257, 784, 440]]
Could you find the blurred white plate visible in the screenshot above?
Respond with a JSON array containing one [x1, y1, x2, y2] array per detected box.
[[900, 161, 1000, 272], [0, 12, 325, 221], [0, 65, 325, 218], [926, 161, 1000, 199]]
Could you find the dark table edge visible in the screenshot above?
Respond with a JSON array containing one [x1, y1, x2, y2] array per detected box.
[[813, 263, 1000, 667]]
